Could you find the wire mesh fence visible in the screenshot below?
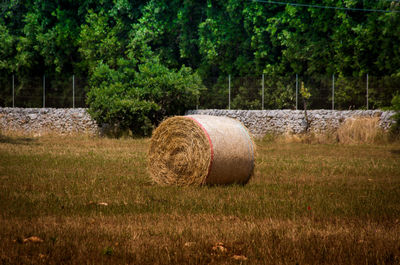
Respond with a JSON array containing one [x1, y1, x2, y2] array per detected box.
[[0, 74, 399, 110], [0, 74, 88, 108], [199, 74, 400, 110]]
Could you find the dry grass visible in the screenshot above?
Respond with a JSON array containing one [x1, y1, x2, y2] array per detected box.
[[337, 117, 385, 144], [266, 117, 391, 145], [267, 132, 338, 145], [1, 134, 400, 264]]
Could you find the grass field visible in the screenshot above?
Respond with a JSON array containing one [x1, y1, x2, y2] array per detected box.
[[1, 134, 400, 264]]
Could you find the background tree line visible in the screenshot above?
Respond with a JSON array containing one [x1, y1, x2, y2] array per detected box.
[[1, 0, 400, 134]]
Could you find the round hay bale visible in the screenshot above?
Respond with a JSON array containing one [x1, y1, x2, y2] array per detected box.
[[148, 115, 255, 186]]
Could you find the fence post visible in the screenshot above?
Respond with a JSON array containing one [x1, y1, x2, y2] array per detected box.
[[366, 73, 369, 110], [72, 75, 75, 108], [196, 87, 199, 110], [296, 74, 299, 110], [43, 75, 45, 108], [228, 74, 231, 110], [12, 74, 15, 108], [262, 74, 264, 110], [332, 74, 335, 110]]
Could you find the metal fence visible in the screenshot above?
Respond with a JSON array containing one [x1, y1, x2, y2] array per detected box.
[[1, 74, 399, 110], [198, 74, 400, 110], [0, 75, 88, 108]]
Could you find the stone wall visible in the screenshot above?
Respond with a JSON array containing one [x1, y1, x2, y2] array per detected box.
[[0, 108, 395, 137], [187, 109, 395, 137], [0, 108, 99, 136]]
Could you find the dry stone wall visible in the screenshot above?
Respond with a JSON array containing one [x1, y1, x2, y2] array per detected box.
[[187, 109, 395, 137], [0, 108, 395, 137], [0, 108, 98, 136]]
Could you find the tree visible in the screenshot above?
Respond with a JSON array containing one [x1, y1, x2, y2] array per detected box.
[[300, 81, 311, 131], [1, 0, 399, 111]]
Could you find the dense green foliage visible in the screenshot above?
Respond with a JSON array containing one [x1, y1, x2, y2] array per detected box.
[[390, 93, 400, 135], [1, 0, 400, 131], [86, 59, 203, 135]]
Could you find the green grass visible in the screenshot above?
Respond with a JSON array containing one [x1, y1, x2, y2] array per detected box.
[[1, 135, 400, 264]]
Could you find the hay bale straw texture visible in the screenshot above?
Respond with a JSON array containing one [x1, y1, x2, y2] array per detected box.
[[148, 115, 255, 186]]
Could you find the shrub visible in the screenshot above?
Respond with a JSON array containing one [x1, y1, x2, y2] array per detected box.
[[87, 83, 159, 136], [86, 60, 204, 136], [390, 93, 400, 136], [134, 61, 203, 121]]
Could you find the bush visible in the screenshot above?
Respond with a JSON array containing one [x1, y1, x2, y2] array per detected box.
[[134, 62, 203, 121], [86, 60, 204, 136], [390, 93, 400, 136], [87, 83, 159, 136]]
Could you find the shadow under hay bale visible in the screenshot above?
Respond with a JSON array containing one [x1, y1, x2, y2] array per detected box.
[[148, 115, 255, 186]]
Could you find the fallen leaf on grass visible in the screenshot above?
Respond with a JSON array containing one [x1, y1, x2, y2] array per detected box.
[[184, 242, 196, 247], [212, 242, 227, 253], [23, 236, 43, 243], [88, 201, 108, 206], [232, 254, 248, 261], [38, 254, 47, 259]]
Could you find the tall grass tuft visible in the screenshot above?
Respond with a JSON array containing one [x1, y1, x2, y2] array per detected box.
[[337, 117, 385, 144]]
